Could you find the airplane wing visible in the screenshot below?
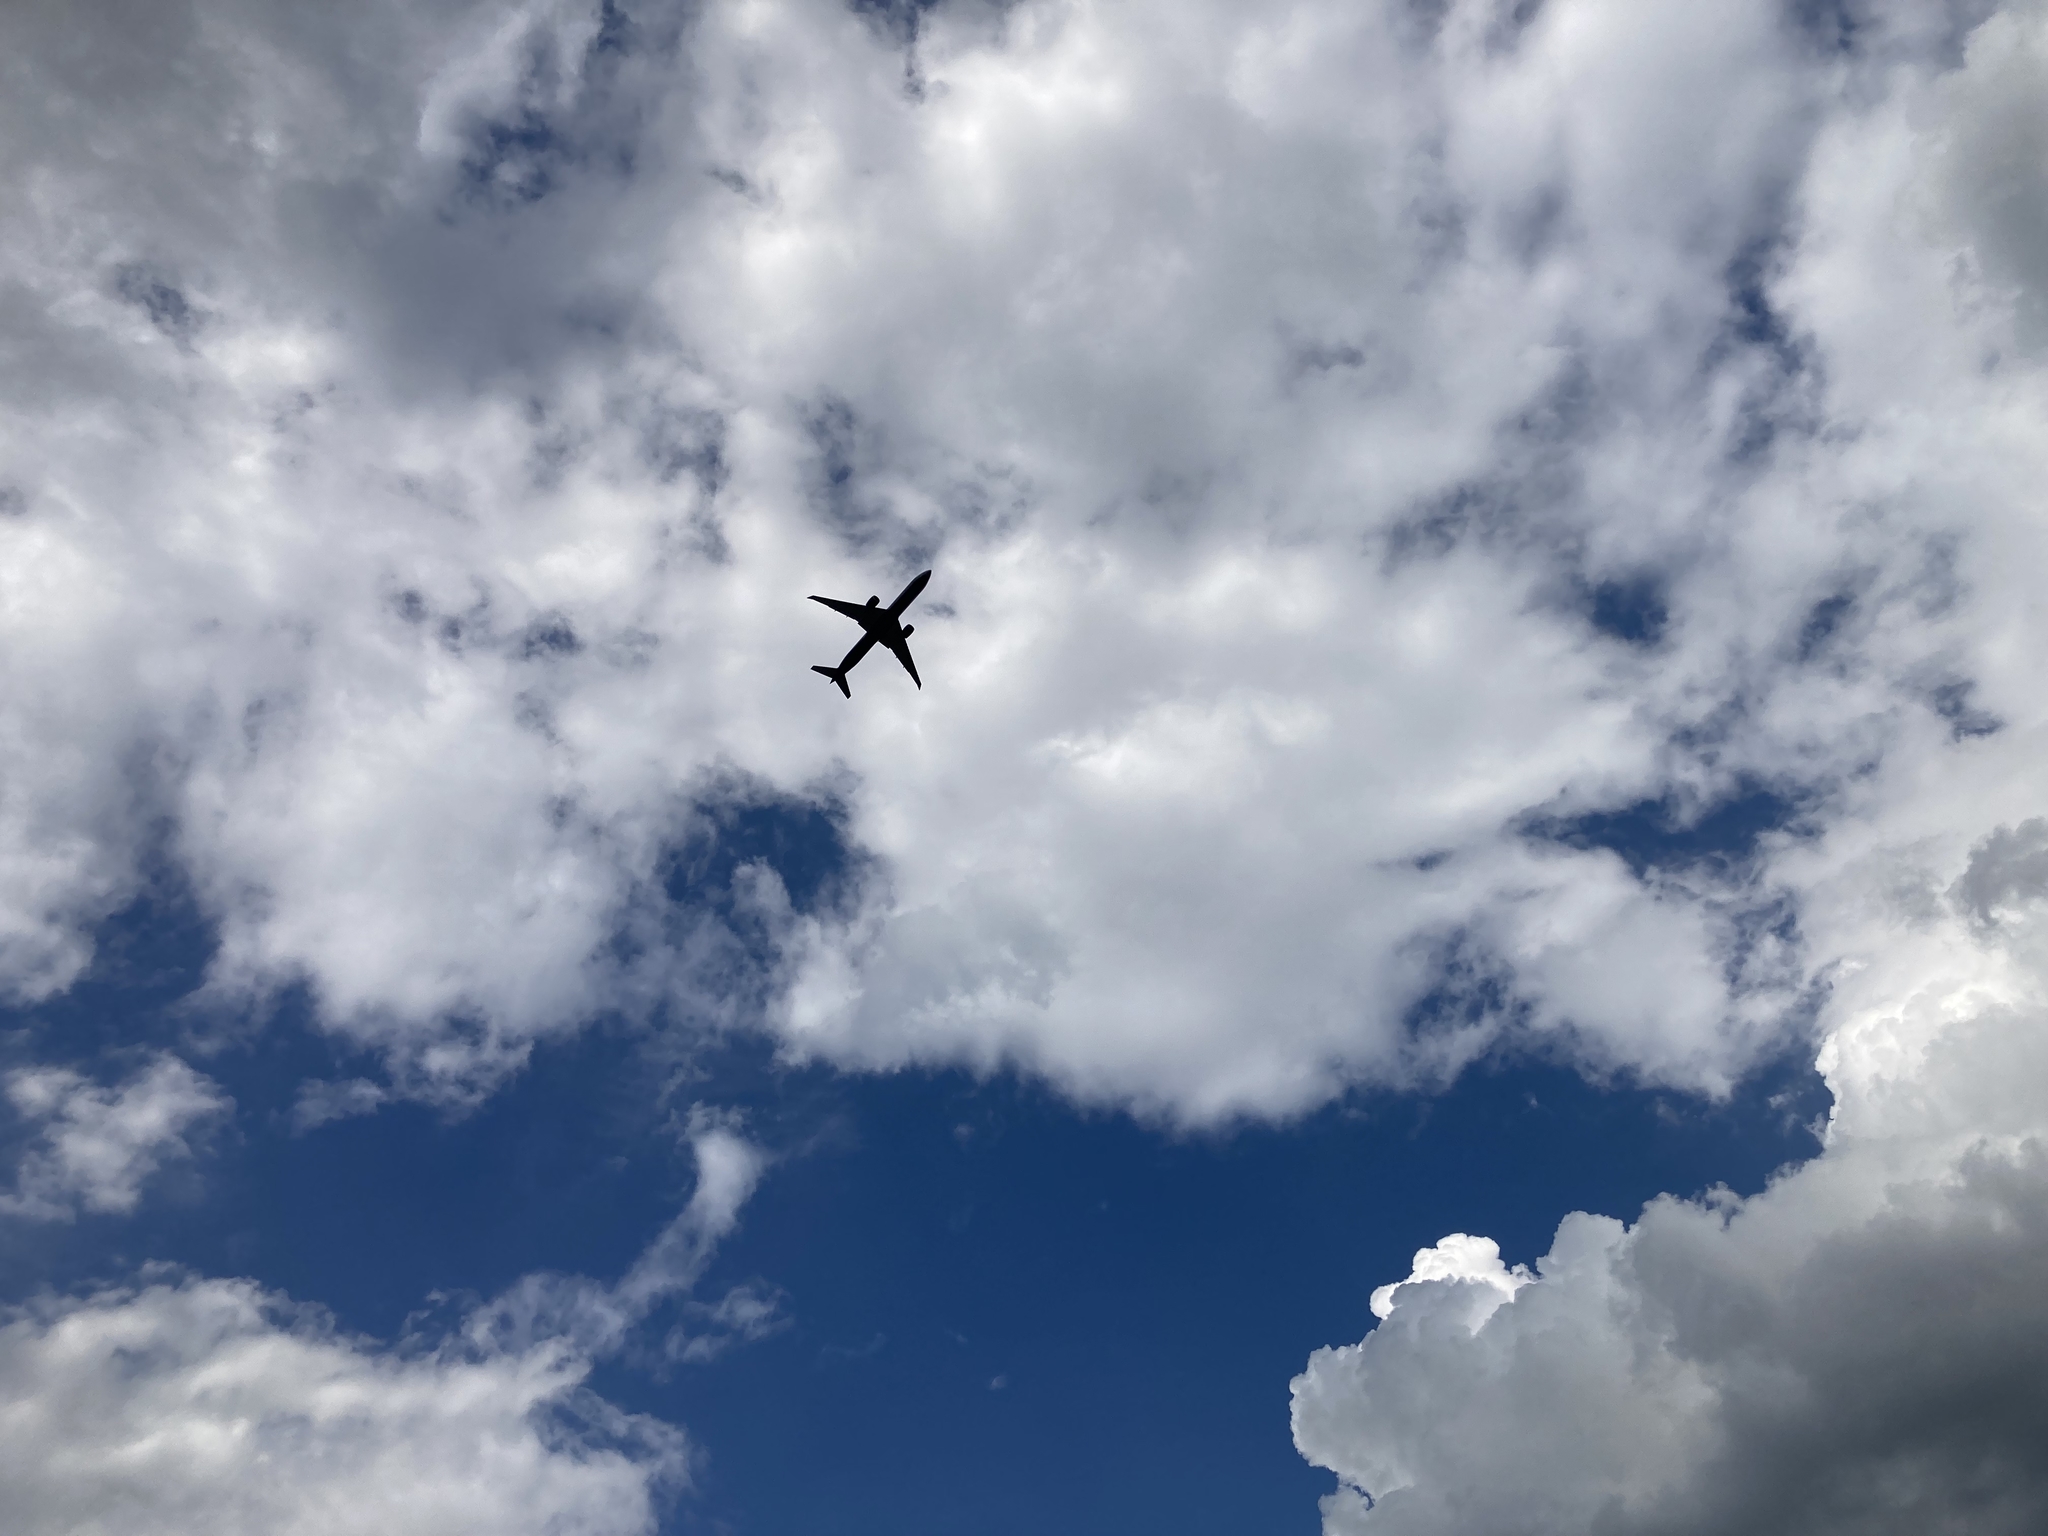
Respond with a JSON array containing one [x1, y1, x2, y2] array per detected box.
[[836, 633, 878, 673], [810, 594, 875, 623], [886, 637, 921, 689], [886, 570, 932, 617]]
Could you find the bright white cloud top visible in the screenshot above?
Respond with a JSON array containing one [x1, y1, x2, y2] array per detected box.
[[2, 0, 2045, 1528]]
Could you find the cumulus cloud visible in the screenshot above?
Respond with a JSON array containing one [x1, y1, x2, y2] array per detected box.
[[1365, 1233, 1529, 1324], [0, 0, 2042, 1131], [0, 1276, 689, 1536], [1, 1054, 231, 1219], [1292, 811, 2048, 1533]]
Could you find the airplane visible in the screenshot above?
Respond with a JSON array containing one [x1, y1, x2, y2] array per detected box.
[[809, 569, 931, 697]]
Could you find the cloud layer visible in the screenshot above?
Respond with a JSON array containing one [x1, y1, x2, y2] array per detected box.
[[7, 0, 2048, 1528], [9, 0, 2035, 1119]]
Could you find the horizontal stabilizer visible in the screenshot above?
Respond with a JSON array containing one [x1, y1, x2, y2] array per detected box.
[[812, 664, 851, 698]]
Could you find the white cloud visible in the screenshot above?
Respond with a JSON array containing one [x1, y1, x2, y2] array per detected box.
[[0, 0, 2041, 1137], [290, 1076, 388, 1133], [666, 1278, 793, 1364], [1, 1055, 231, 1220], [0, 1276, 688, 1536], [1292, 812, 2048, 1533], [1289, 10, 2048, 1520], [467, 1110, 773, 1358], [0, 1107, 770, 1534]]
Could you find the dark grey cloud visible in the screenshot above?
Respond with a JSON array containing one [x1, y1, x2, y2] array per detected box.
[[1298, 1137, 2048, 1536], [1952, 817, 2048, 928]]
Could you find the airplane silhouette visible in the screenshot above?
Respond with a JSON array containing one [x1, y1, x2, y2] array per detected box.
[[809, 569, 930, 697]]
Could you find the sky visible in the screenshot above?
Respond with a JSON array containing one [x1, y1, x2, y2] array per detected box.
[[0, 0, 2044, 1532]]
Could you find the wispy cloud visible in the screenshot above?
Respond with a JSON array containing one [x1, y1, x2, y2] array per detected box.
[[1, 1056, 231, 1220], [466, 1108, 774, 1359]]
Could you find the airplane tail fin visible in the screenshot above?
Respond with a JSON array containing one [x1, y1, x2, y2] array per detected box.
[[812, 665, 851, 698]]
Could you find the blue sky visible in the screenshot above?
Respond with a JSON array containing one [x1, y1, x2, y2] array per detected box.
[[3, 850, 1828, 1534], [3, 2, 2047, 1533]]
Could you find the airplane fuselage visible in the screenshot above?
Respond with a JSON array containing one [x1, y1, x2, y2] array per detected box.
[[850, 601, 910, 647]]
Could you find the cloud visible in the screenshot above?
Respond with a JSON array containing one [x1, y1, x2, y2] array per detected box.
[[666, 1277, 791, 1364], [1289, 11, 2048, 1515], [1952, 817, 2048, 930], [290, 1075, 388, 1133], [1291, 810, 2048, 1533], [0, 0, 2042, 1140], [730, 0, 2043, 1118], [1922, 2, 2048, 346], [1365, 1233, 1529, 1324], [467, 1109, 773, 1358], [1, 1055, 231, 1220], [0, 1275, 688, 1536], [0, 1106, 771, 1533]]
